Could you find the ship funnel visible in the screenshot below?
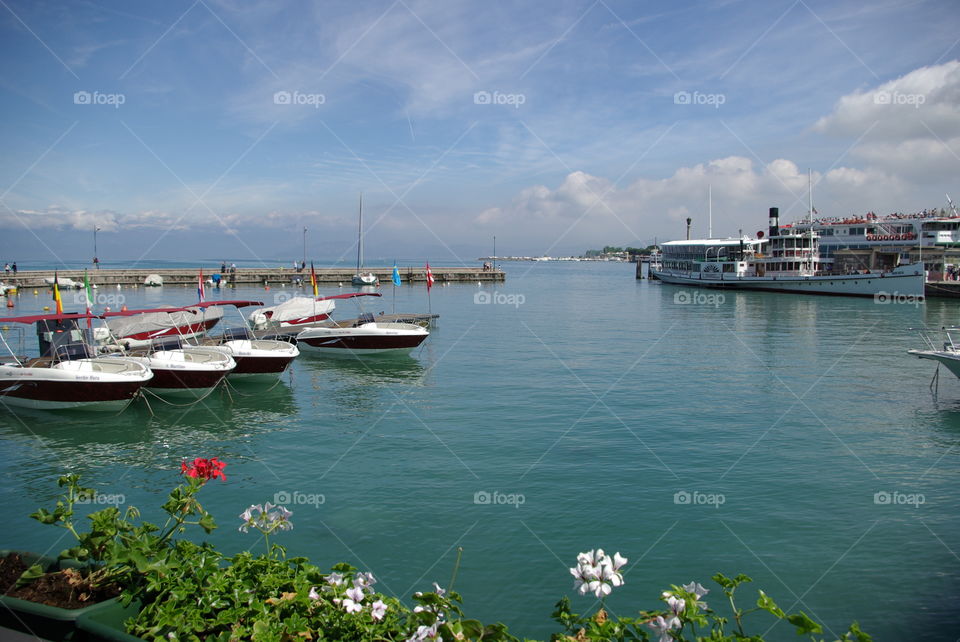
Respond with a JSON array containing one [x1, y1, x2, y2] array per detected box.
[[686, 217, 692, 240], [768, 207, 779, 238]]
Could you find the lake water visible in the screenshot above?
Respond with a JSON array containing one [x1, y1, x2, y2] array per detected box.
[[1, 261, 957, 640]]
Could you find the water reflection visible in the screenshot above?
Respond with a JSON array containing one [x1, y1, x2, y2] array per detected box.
[[0, 380, 297, 478]]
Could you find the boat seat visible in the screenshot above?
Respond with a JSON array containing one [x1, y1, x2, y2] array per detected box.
[[353, 312, 375, 327], [23, 357, 55, 368]]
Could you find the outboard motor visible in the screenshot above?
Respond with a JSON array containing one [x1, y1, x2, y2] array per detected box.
[[768, 207, 780, 238]]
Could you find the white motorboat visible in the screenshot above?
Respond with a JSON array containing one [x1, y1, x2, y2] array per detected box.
[[185, 301, 300, 380], [114, 341, 235, 399], [909, 327, 960, 379], [296, 312, 428, 356], [0, 313, 152, 411], [651, 207, 925, 298]]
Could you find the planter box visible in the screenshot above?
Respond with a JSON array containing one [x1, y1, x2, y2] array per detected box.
[[0, 550, 120, 641], [75, 599, 143, 641]]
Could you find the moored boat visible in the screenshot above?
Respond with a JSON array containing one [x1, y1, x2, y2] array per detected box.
[[296, 312, 428, 356], [0, 313, 152, 411], [651, 207, 925, 298]]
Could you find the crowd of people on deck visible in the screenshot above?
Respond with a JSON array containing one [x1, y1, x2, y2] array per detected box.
[[804, 208, 952, 226], [3, 262, 16, 275]]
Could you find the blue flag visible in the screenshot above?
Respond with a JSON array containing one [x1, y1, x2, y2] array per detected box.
[[392, 264, 401, 286]]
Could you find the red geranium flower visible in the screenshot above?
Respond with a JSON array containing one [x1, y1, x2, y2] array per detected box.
[[181, 457, 227, 482]]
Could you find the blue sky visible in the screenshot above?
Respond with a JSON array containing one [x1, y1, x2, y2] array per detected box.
[[0, 0, 958, 267]]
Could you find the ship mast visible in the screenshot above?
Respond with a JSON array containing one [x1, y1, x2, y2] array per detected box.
[[708, 184, 713, 239]]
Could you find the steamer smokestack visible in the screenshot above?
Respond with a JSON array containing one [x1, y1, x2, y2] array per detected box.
[[768, 207, 779, 238], [686, 217, 692, 240]]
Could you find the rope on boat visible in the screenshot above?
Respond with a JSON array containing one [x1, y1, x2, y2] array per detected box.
[[140, 384, 220, 407], [223, 375, 284, 396], [930, 363, 940, 396]]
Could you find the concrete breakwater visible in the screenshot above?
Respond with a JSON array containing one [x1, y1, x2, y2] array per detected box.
[[2, 267, 504, 289]]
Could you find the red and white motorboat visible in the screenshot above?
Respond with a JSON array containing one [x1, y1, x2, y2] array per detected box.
[[114, 341, 235, 399], [0, 313, 152, 411], [184, 301, 300, 381], [295, 294, 428, 356], [96, 304, 224, 348]]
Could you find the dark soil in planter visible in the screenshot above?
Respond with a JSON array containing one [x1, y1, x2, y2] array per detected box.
[[0, 554, 120, 609], [0, 553, 28, 594]]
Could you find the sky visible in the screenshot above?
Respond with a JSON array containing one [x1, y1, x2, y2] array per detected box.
[[0, 0, 958, 267]]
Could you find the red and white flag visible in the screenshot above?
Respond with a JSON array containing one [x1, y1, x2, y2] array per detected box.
[[425, 262, 434, 292]]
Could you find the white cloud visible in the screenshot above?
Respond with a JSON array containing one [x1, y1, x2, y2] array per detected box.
[[813, 60, 960, 140]]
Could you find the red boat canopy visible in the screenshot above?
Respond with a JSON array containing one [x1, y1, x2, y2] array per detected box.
[[101, 300, 265, 317], [0, 312, 100, 325]]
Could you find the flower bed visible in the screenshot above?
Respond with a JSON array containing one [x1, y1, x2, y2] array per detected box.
[[7, 459, 872, 641]]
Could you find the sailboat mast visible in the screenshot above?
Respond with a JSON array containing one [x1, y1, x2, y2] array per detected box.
[[357, 193, 363, 272]]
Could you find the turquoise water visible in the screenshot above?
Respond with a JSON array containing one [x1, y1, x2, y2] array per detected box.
[[1, 262, 958, 640]]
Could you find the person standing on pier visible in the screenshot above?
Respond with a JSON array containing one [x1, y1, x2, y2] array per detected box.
[[11, 262, 16, 274], [3, 263, 8, 275]]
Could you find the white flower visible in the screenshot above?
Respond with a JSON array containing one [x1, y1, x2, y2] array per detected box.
[[432, 582, 446, 597], [342, 597, 362, 614], [354, 571, 377, 594], [571, 549, 626, 598], [370, 599, 388, 621], [308, 586, 320, 601], [406, 623, 441, 642], [647, 615, 680, 642], [327, 572, 344, 586], [682, 581, 709, 609], [346, 586, 365, 603], [682, 581, 709, 599], [666, 594, 685, 616]]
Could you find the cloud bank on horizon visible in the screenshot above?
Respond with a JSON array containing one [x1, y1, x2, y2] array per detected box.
[[0, 0, 957, 265]]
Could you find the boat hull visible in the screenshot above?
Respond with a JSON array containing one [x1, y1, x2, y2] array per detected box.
[[0, 360, 151, 411], [651, 264, 924, 298], [908, 350, 960, 379], [297, 324, 427, 356]]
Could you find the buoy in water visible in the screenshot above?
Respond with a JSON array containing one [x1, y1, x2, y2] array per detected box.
[[265, 286, 270, 291], [32, 290, 38, 295], [6, 298, 13, 308], [120, 305, 128, 312], [104, 306, 111, 312], [42, 305, 50, 311], [117, 284, 122, 290]]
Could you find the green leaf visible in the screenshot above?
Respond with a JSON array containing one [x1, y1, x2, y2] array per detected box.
[[14, 564, 45, 588], [756, 590, 785, 618], [842, 621, 873, 642], [786, 611, 822, 634]]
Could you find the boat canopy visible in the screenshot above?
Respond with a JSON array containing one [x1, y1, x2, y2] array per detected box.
[[0, 312, 100, 324]]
